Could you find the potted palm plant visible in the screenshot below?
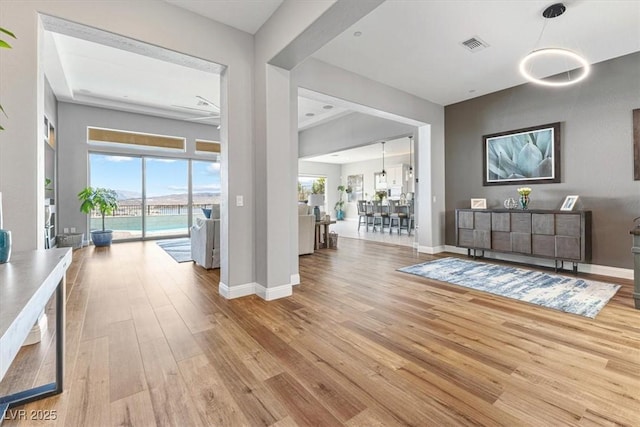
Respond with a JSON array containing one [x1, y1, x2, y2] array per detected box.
[[334, 185, 346, 220], [78, 187, 119, 247]]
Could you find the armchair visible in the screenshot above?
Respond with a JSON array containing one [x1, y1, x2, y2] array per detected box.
[[298, 204, 315, 255], [190, 217, 220, 269]]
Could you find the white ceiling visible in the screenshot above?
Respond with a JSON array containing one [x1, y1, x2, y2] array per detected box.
[[312, 0, 640, 105], [297, 97, 352, 130], [164, 0, 284, 34], [44, 31, 222, 125], [42, 1, 640, 133], [303, 136, 412, 165]]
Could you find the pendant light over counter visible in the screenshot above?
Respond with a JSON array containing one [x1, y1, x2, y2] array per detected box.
[[380, 141, 386, 177]]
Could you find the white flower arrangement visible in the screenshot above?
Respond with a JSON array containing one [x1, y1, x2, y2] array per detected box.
[[517, 187, 532, 196]]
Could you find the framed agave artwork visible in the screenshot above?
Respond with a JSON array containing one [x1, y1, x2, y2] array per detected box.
[[633, 109, 639, 180], [483, 122, 561, 186]]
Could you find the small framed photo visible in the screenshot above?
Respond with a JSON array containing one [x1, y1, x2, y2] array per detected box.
[[560, 195, 579, 211], [471, 198, 487, 209]]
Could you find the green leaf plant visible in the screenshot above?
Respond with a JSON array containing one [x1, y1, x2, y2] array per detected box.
[[78, 187, 119, 232], [0, 27, 17, 131]]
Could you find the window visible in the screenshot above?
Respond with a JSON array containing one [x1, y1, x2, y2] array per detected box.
[[89, 153, 221, 240], [192, 160, 221, 223], [298, 176, 325, 202], [195, 139, 221, 156], [89, 153, 143, 240], [88, 127, 185, 152]]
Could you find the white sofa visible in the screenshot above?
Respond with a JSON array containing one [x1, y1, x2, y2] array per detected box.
[[191, 212, 221, 269], [298, 204, 315, 255]]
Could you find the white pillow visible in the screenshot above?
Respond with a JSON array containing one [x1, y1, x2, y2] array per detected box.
[[298, 204, 310, 215]]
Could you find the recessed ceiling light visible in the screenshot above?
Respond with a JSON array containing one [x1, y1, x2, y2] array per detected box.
[[305, 113, 315, 117], [353, 31, 362, 37], [323, 105, 334, 109]]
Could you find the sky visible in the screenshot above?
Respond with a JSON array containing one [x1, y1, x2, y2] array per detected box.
[[90, 154, 220, 199]]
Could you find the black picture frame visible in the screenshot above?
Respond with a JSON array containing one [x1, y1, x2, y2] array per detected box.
[[483, 122, 561, 186], [633, 109, 639, 180]]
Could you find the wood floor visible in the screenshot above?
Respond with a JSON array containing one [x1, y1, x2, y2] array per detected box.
[[1, 237, 639, 426]]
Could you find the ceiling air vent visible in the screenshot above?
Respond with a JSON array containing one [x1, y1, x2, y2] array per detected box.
[[461, 36, 489, 52]]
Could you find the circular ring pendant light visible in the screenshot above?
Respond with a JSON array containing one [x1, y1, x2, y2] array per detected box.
[[519, 48, 590, 86], [519, 3, 590, 87]]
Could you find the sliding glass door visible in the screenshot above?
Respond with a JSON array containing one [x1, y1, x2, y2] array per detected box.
[[89, 154, 143, 240], [144, 158, 189, 237], [89, 153, 219, 241], [192, 160, 221, 223]]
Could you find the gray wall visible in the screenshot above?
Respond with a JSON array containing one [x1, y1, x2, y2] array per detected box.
[[0, 1, 257, 296], [44, 78, 57, 201], [294, 58, 446, 251], [57, 102, 218, 238], [445, 52, 640, 269], [299, 112, 415, 158]]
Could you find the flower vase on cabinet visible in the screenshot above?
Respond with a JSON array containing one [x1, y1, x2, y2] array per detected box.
[[517, 187, 532, 210]]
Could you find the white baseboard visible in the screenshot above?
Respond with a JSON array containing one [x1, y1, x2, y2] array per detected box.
[[219, 281, 294, 300], [579, 264, 633, 280], [417, 245, 446, 254], [255, 283, 293, 300], [218, 281, 257, 299], [444, 245, 468, 255], [442, 245, 633, 280], [291, 274, 301, 286]]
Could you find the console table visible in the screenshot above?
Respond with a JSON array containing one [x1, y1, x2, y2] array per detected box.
[[0, 248, 72, 422], [455, 209, 591, 273], [315, 219, 336, 249]]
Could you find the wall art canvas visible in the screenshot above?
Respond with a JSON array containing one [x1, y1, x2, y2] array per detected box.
[[347, 174, 363, 202], [633, 109, 639, 180], [483, 122, 561, 186]]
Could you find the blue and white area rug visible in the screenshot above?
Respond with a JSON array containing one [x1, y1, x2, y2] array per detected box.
[[398, 257, 620, 318], [156, 238, 192, 263]]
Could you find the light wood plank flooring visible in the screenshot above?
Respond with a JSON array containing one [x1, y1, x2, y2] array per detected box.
[[1, 238, 638, 426]]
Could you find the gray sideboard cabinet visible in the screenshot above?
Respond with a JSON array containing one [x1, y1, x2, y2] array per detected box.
[[455, 209, 592, 273]]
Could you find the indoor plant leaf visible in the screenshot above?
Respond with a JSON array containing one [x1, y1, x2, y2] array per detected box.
[[0, 27, 16, 39]]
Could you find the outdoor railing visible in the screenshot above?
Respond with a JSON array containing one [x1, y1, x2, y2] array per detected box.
[[89, 203, 216, 235], [89, 203, 213, 218]]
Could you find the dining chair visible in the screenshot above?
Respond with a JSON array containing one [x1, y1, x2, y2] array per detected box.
[[406, 199, 415, 235], [389, 200, 400, 234], [371, 200, 389, 232], [357, 200, 373, 231]]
